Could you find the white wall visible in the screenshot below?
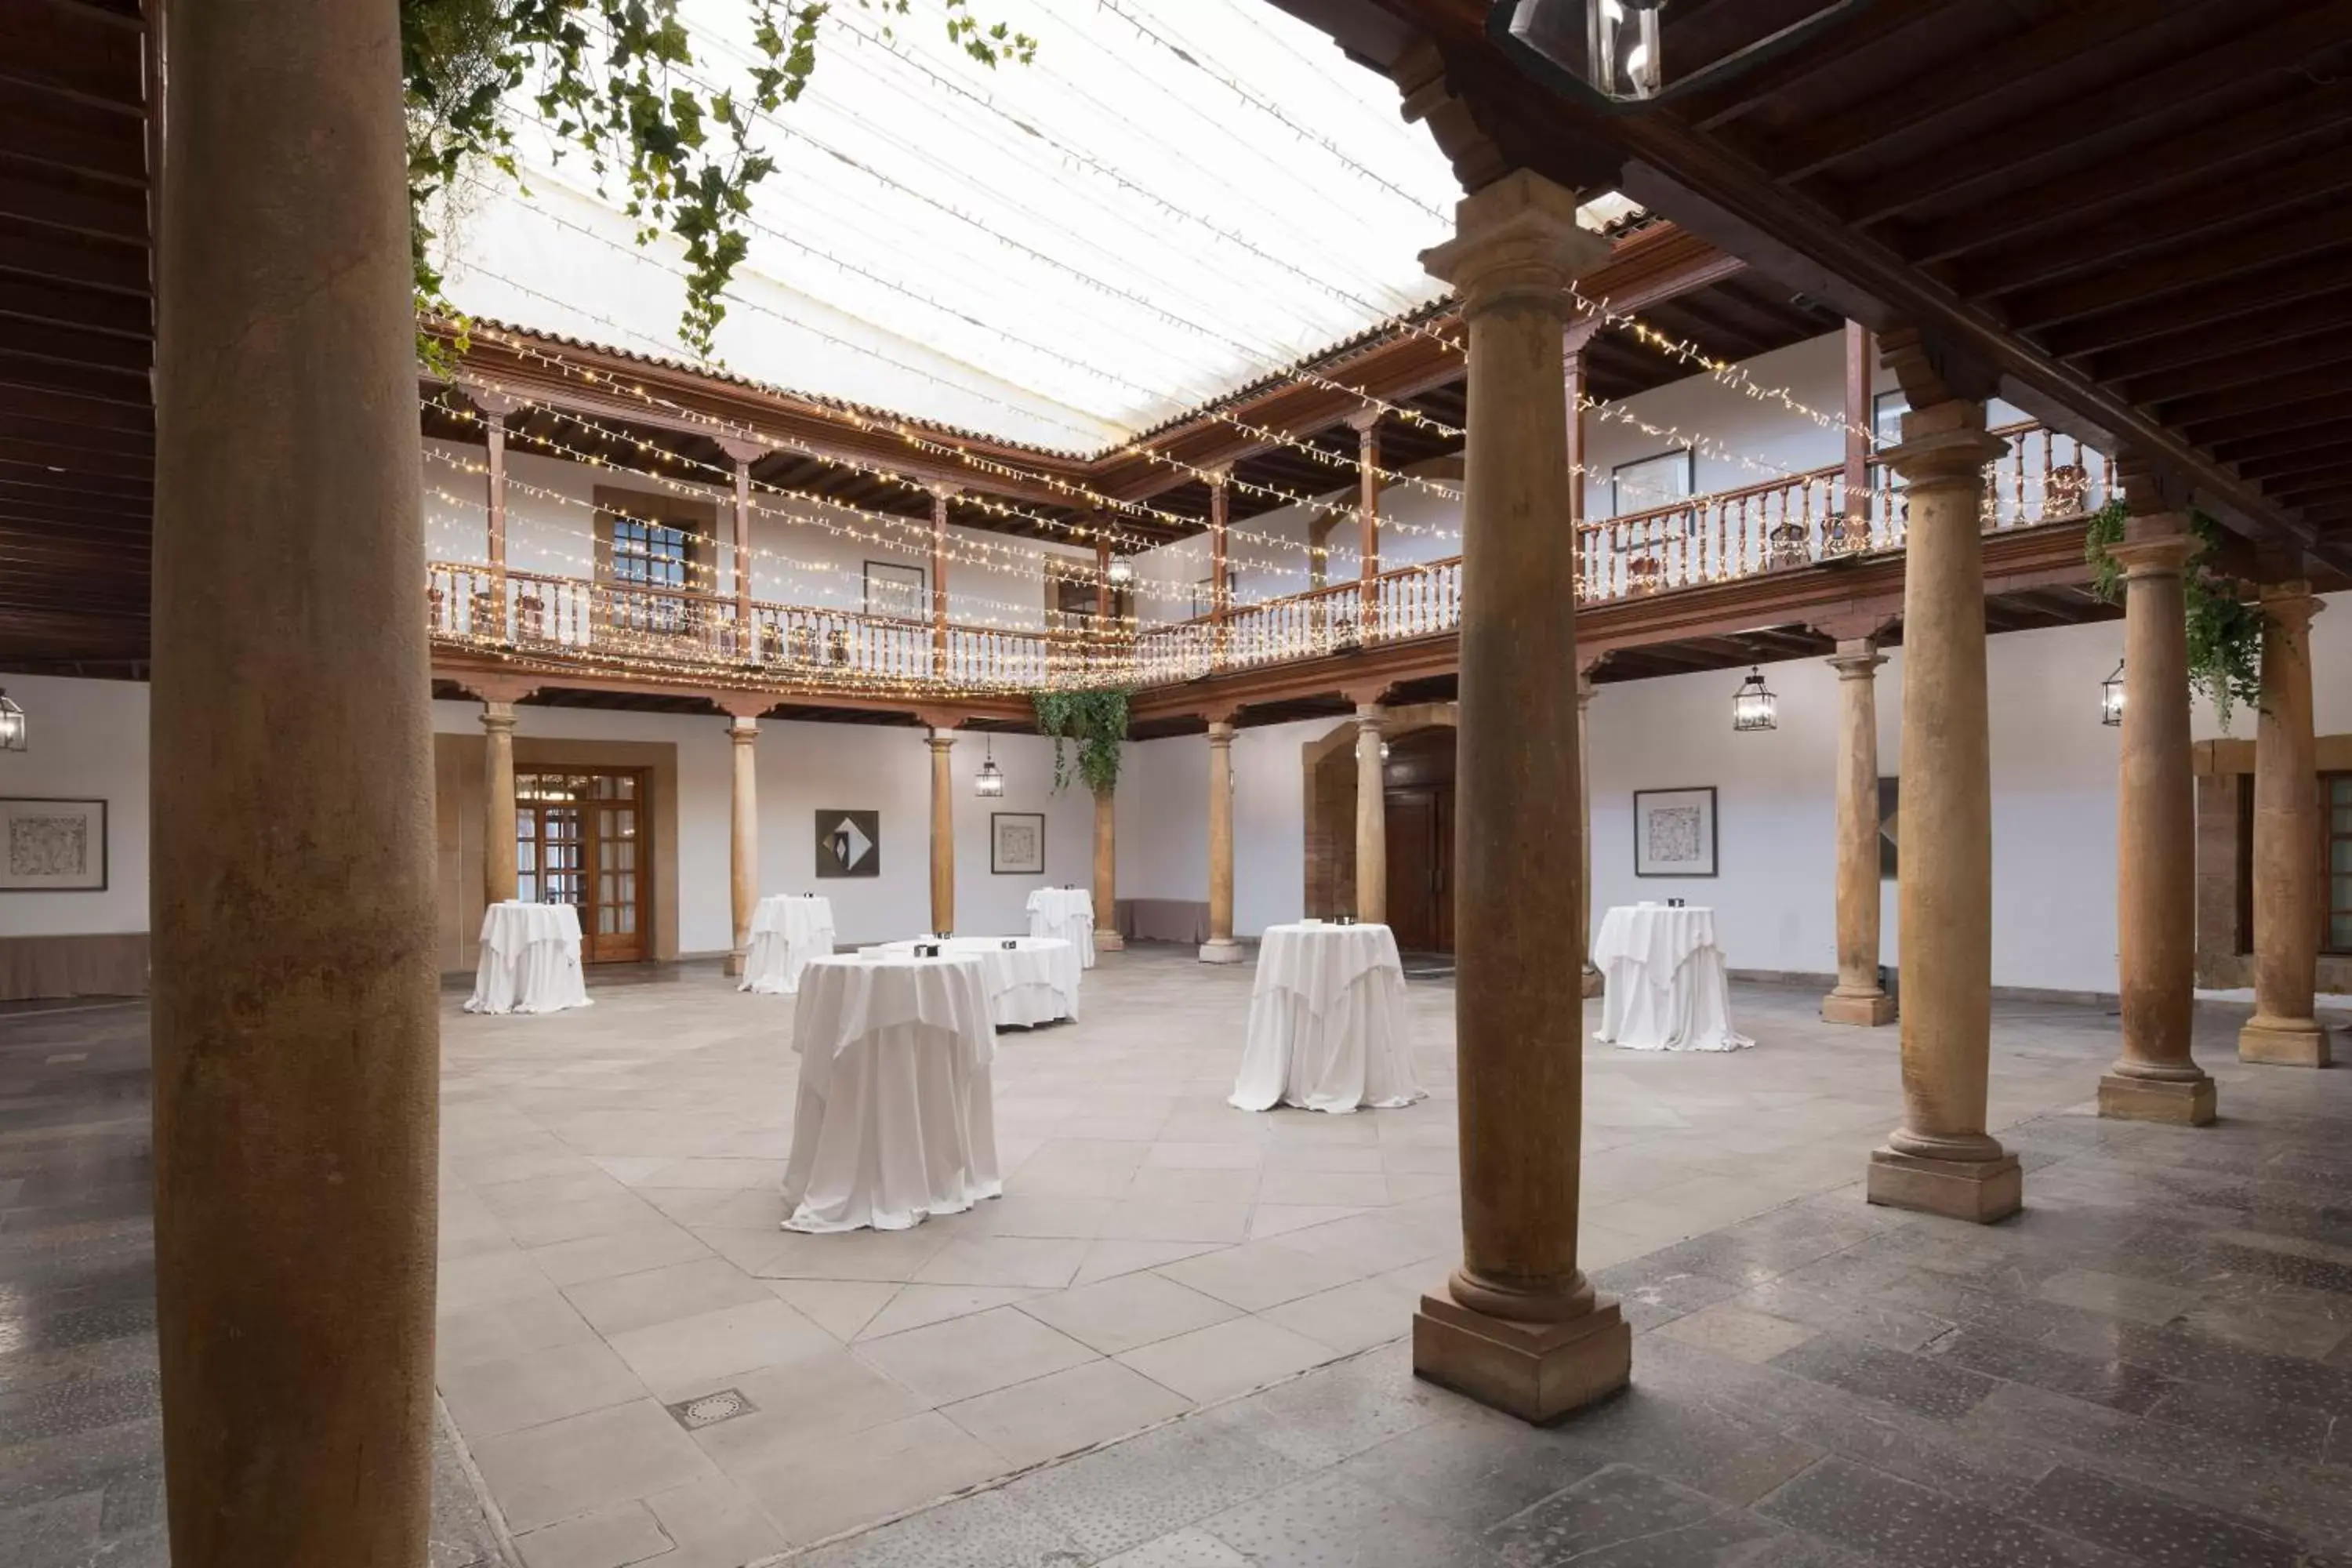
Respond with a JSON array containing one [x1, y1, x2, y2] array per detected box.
[[0, 675, 151, 938]]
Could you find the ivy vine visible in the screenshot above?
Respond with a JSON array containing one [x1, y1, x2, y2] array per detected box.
[[401, 0, 1036, 365], [2083, 499, 2265, 724], [1032, 689, 1132, 796]]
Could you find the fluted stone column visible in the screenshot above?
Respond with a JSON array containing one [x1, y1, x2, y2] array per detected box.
[[482, 700, 520, 907], [1201, 720, 1244, 963], [728, 716, 760, 975], [2241, 586, 2335, 1067], [1413, 169, 1628, 1422], [151, 0, 439, 1557], [1578, 675, 1601, 1000], [1355, 702, 1388, 924], [1864, 332, 2021, 1223], [1822, 641, 1896, 1025], [928, 729, 955, 935], [1092, 782, 1123, 951], [2100, 512, 2216, 1122]]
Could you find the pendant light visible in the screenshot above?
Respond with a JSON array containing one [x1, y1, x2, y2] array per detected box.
[[1105, 557, 1136, 590], [1731, 666, 1777, 732], [1501, 0, 1867, 112], [2100, 661, 2125, 728], [0, 690, 24, 751], [973, 735, 1006, 797]]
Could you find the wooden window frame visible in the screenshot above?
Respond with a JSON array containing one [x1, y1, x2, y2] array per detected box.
[[2327, 771, 2352, 956], [591, 485, 717, 593]]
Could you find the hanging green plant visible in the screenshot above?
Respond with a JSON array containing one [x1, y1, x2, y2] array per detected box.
[[2083, 501, 2264, 724], [1031, 688, 1131, 796]]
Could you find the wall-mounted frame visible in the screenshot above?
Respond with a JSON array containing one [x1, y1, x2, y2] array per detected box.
[[0, 797, 107, 891], [990, 811, 1046, 876], [862, 561, 927, 619], [815, 810, 880, 878], [1610, 446, 1694, 518], [1878, 776, 1900, 880], [1632, 786, 1717, 878]]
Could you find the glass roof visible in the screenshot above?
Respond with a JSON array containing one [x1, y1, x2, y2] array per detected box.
[[434, 0, 1471, 454]]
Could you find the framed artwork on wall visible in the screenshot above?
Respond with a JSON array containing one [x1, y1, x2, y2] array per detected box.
[[990, 812, 1045, 875], [1632, 786, 1717, 878], [862, 561, 927, 619], [1878, 776, 1900, 880], [815, 810, 880, 878], [0, 797, 107, 891]]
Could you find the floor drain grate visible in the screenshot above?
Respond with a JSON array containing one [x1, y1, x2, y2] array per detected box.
[[667, 1388, 758, 1430]]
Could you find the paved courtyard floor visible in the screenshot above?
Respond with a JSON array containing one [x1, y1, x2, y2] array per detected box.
[[5, 946, 2350, 1567]]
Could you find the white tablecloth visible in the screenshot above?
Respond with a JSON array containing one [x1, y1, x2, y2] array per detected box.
[[1593, 905, 1752, 1052], [1025, 887, 1097, 968], [861, 936, 1080, 1026], [741, 895, 837, 996], [1230, 922, 1423, 1113], [779, 953, 1000, 1232], [466, 902, 592, 1015]]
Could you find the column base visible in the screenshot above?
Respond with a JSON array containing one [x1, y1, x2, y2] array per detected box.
[[1820, 988, 1896, 1026], [1864, 1147, 2022, 1223], [1580, 963, 1602, 1000], [1198, 938, 1246, 964], [1094, 929, 1125, 953], [2097, 1070, 2216, 1125], [724, 949, 746, 978], [2238, 1016, 2335, 1069], [1412, 1290, 1629, 1425]]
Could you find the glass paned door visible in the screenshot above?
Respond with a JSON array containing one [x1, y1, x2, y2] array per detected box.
[[515, 768, 648, 963], [2328, 774, 2351, 954]]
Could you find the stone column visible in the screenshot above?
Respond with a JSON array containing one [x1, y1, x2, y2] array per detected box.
[[482, 699, 520, 907], [2241, 586, 2335, 1066], [930, 486, 953, 680], [1201, 719, 1244, 963], [1355, 702, 1388, 924], [1864, 328, 2021, 1222], [151, 0, 440, 1558], [1350, 409, 1381, 637], [1822, 640, 1896, 1025], [1092, 781, 1123, 951], [718, 437, 762, 655], [1577, 673, 1601, 1000], [928, 728, 955, 934], [2100, 508, 2216, 1122], [728, 714, 760, 975], [1209, 469, 1232, 668], [1414, 169, 1628, 1422]]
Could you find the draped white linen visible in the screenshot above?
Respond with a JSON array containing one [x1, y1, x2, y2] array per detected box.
[[862, 936, 1080, 1026], [466, 902, 592, 1015], [779, 953, 1000, 1233], [741, 895, 837, 996], [1593, 904, 1753, 1052], [1025, 887, 1097, 968], [1229, 922, 1423, 1114]]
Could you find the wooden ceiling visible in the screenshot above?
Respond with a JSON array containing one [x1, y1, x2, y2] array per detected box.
[[0, 0, 153, 674], [1266, 0, 2352, 574]]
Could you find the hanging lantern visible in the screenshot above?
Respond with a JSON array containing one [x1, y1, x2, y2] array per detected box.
[[1588, 0, 1666, 101], [1379, 739, 1392, 763], [1105, 557, 1136, 589], [2100, 661, 2125, 728], [974, 735, 1006, 797], [1501, 0, 1867, 114], [1732, 666, 1777, 732], [0, 690, 23, 752]]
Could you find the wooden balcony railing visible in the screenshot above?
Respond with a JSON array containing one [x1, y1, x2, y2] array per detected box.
[[430, 421, 2108, 695]]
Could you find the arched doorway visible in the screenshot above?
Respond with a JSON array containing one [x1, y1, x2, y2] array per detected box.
[[1301, 702, 1458, 953]]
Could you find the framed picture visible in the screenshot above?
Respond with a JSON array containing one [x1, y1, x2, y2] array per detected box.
[[862, 561, 927, 619], [1632, 787, 1717, 878], [1878, 777, 1900, 880], [990, 811, 1045, 875], [815, 809, 880, 878], [0, 797, 107, 891]]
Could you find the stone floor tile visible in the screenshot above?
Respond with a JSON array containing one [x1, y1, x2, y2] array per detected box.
[[1002, 1416, 1310, 1558], [1759, 1454, 2140, 1568], [1152, 1238, 1372, 1312], [762, 1277, 899, 1341], [560, 1256, 775, 1338], [687, 1347, 932, 1474], [938, 1357, 1192, 1468], [2035, 1268, 2204, 1327], [909, 1235, 1091, 1290], [1769, 1334, 1998, 1422], [1015, 1269, 1242, 1356], [1255, 1168, 1393, 1208], [439, 1337, 650, 1440], [1115, 1316, 1331, 1405], [1143, 1141, 1266, 1171], [1093, 1527, 1255, 1566], [790, 1486, 1089, 1568], [1652, 1301, 1822, 1364], [528, 1222, 716, 1289], [2015, 1464, 2320, 1568], [958, 1194, 1112, 1239], [856, 1283, 1042, 1341], [511, 1498, 671, 1568], [755, 1225, 951, 1283], [1922, 1326, 2178, 1414], [635, 1474, 787, 1568], [469, 1397, 722, 1534], [1096, 1199, 1255, 1245], [1330, 1413, 1608, 1533], [1482, 1462, 1781, 1567], [1197, 1469, 1504, 1568], [853, 1304, 1098, 1405], [1258, 1270, 1423, 1356], [728, 1412, 1007, 1548], [1071, 1237, 1225, 1285], [2140, 1377, 2337, 1461], [604, 1297, 834, 1396]]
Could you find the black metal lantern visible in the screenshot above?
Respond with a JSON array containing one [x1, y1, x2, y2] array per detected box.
[[1105, 557, 1136, 590], [974, 735, 1006, 797], [2100, 661, 2125, 728], [0, 689, 22, 751], [1732, 666, 1777, 732], [1496, 0, 1873, 113]]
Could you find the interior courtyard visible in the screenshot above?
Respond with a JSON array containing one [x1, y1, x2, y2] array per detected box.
[[5, 2, 2352, 1566]]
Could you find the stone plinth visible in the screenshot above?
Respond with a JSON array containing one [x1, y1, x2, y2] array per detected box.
[[1413, 1289, 1631, 1425]]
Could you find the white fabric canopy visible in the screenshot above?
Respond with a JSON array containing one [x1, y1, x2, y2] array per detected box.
[[1593, 905, 1753, 1053], [1230, 922, 1423, 1114], [862, 936, 1080, 1027], [779, 953, 1000, 1232], [741, 895, 837, 996], [1025, 887, 1097, 969], [466, 901, 592, 1015]]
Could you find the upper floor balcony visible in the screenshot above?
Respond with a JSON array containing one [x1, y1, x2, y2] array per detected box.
[[426, 420, 2112, 703]]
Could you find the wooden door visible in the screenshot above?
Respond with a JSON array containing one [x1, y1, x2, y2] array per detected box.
[[1432, 783, 1454, 953], [515, 768, 648, 963], [1386, 789, 1441, 953]]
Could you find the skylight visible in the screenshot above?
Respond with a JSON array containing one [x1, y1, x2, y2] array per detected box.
[[434, 0, 1469, 452]]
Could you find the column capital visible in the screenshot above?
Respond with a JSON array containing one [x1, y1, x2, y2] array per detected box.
[[461, 676, 537, 706], [714, 693, 770, 721], [1879, 420, 2008, 488], [1206, 719, 1236, 745], [1354, 702, 1384, 731], [1418, 169, 1609, 317], [925, 729, 956, 752], [458, 381, 523, 421], [479, 701, 517, 731], [2109, 514, 2196, 579], [716, 436, 766, 466], [1344, 408, 1381, 436], [1825, 639, 1886, 677], [726, 715, 758, 742], [1575, 672, 1595, 709], [2257, 578, 2322, 627]]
